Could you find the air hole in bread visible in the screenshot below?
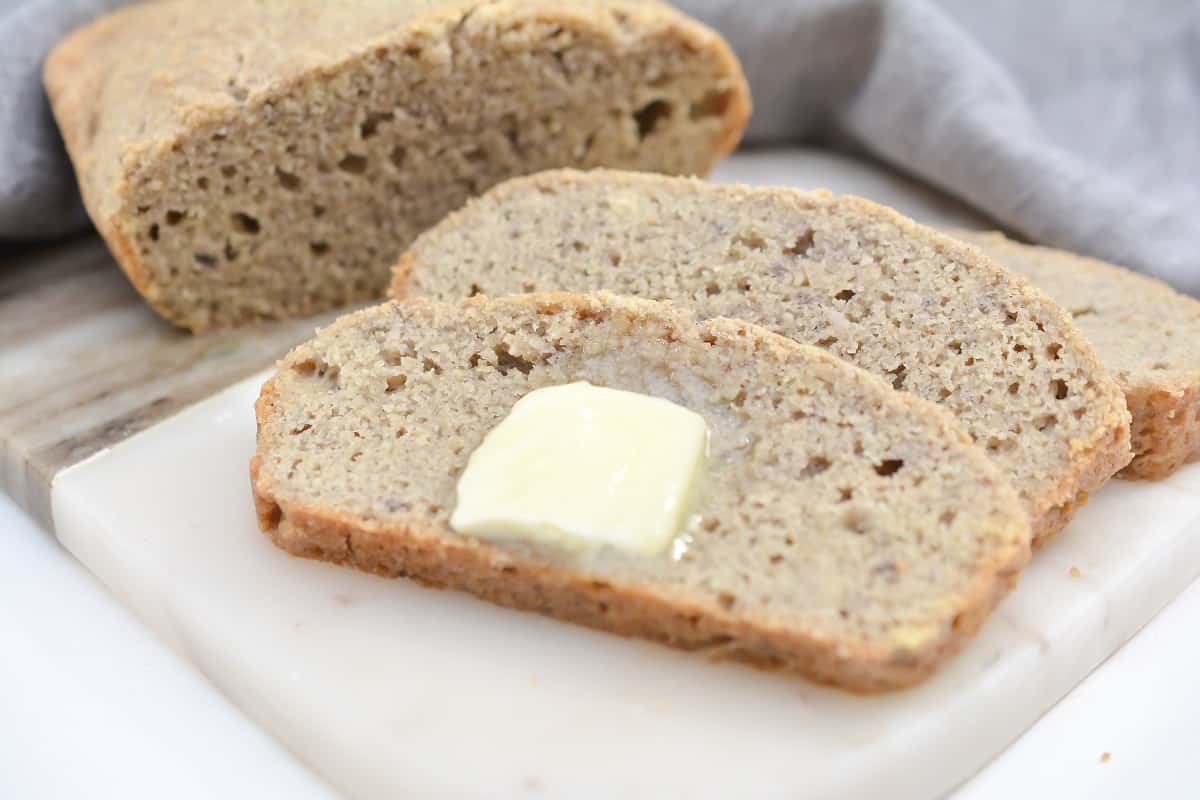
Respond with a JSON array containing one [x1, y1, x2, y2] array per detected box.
[[633, 99, 671, 139], [572, 240, 587, 252], [275, 168, 301, 191], [338, 154, 368, 174], [310, 241, 330, 256], [838, 486, 853, 503], [939, 510, 956, 526], [1036, 414, 1058, 432], [221, 165, 236, 178], [385, 374, 407, 392], [888, 364, 907, 390], [1051, 379, 1069, 399], [783, 229, 815, 256], [816, 336, 837, 348], [717, 592, 736, 610], [193, 252, 217, 267], [232, 212, 261, 234], [835, 289, 855, 302], [148, 223, 159, 241], [1047, 343, 1062, 360], [948, 340, 963, 354], [493, 343, 535, 376], [734, 233, 766, 251], [1004, 310, 1018, 325], [422, 358, 442, 374], [224, 240, 238, 261], [360, 111, 394, 139], [799, 456, 830, 478], [382, 343, 416, 365], [1008, 382, 1020, 395], [290, 423, 312, 435], [165, 209, 185, 225], [874, 459, 904, 477]]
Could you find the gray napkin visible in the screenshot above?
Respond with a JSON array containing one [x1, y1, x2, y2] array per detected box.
[[2, 0, 1197, 294]]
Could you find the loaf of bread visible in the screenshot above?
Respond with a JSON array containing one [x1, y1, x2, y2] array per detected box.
[[252, 292, 1030, 692], [392, 169, 1133, 546], [44, 0, 748, 332], [953, 230, 1200, 480]]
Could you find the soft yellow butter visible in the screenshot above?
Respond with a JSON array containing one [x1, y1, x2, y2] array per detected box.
[[450, 382, 707, 556]]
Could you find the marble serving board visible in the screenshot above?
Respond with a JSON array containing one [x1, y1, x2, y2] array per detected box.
[[6, 149, 1200, 798]]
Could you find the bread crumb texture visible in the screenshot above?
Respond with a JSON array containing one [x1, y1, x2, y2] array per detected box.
[[395, 170, 1132, 545], [44, 0, 749, 331], [953, 230, 1200, 481], [253, 293, 1030, 692]]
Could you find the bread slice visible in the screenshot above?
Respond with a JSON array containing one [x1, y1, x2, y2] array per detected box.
[[252, 292, 1030, 692], [952, 230, 1200, 480], [392, 169, 1132, 546], [44, 0, 748, 333]]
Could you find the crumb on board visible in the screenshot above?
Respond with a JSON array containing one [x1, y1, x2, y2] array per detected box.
[[1101, 751, 1112, 763], [1069, 566, 1082, 578]]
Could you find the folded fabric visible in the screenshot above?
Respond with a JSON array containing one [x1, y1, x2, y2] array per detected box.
[[2, 0, 1196, 294]]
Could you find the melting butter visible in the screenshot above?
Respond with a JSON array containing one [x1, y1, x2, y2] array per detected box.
[[450, 382, 707, 556]]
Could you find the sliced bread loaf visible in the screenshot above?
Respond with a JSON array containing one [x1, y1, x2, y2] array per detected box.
[[392, 169, 1132, 546], [44, 0, 748, 332], [252, 292, 1031, 692], [953, 230, 1200, 480]]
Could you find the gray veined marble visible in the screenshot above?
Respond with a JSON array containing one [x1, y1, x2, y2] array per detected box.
[[0, 235, 345, 529]]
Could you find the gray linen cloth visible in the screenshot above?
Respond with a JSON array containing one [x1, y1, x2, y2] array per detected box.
[[1, 0, 1196, 293]]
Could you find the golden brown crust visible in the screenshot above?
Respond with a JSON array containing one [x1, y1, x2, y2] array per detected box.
[[251, 292, 1031, 693], [1122, 381, 1200, 479], [251, 492, 1022, 693]]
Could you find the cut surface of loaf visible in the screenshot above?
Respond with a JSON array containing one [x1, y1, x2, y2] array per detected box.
[[393, 169, 1132, 546], [954, 230, 1200, 480], [252, 293, 1031, 692], [44, 0, 748, 332]]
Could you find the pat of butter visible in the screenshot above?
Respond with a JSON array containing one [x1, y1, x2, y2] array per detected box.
[[450, 382, 707, 556]]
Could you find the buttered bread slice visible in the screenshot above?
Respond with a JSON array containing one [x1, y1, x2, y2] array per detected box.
[[252, 293, 1030, 692], [953, 230, 1200, 480], [393, 169, 1132, 546]]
